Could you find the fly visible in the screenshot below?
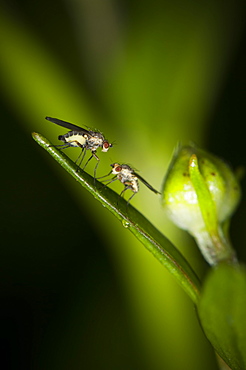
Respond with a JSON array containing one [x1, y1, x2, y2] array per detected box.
[[100, 163, 160, 204], [46, 116, 112, 177]]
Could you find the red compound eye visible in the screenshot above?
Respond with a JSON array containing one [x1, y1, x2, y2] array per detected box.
[[103, 142, 110, 149], [115, 165, 122, 172]]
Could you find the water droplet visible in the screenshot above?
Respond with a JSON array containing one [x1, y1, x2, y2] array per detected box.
[[122, 220, 130, 228]]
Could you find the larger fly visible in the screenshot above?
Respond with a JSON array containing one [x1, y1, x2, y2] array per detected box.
[[100, 163, 160, 204], [46, 117, 112, 176]]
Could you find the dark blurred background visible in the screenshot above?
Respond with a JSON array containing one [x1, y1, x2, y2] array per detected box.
[[0, 0, 245, 369]]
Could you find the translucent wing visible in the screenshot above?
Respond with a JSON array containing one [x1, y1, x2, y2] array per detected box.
[[46, 117, 90, 134], [134, 172, 160, 194]]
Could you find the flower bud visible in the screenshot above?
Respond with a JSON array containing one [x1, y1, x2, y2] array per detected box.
[[162, 145, 241, 265]]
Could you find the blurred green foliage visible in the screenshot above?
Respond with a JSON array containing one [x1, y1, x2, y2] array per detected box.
[[198, 264, 246, 369], [0, 0, 245, 369]]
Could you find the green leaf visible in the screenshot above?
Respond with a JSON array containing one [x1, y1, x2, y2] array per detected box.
[[198, 263, 246, 369], [32, 132, 201, 304]]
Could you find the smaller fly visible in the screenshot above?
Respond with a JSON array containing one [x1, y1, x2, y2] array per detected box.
[[101, 163, 160, 204], [46, 116, 112, 176]]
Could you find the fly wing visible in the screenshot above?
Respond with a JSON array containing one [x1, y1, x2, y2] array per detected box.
[[134, 172, 160, 194], [46, 117, 90, 134]]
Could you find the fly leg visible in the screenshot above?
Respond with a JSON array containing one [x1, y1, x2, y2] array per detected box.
[[82, 151, 100, 182], [96, 170, 113, 180], [119, 186, 136, 206], [103, 176, 118, 186], [126, 192, 136, 205], [97, 176, 118, 197], [75, 148, 86, 172]]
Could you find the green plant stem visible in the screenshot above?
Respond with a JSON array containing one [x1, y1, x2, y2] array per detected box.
[[32, 132, 201, 304]]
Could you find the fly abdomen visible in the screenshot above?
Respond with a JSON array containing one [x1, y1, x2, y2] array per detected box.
[[128, 178, 139, 193], [59, 131, 87, 148]]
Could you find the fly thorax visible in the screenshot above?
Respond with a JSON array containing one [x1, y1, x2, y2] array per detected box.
[[121, 167, 133, 180], [87, 136, 104, 150]]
